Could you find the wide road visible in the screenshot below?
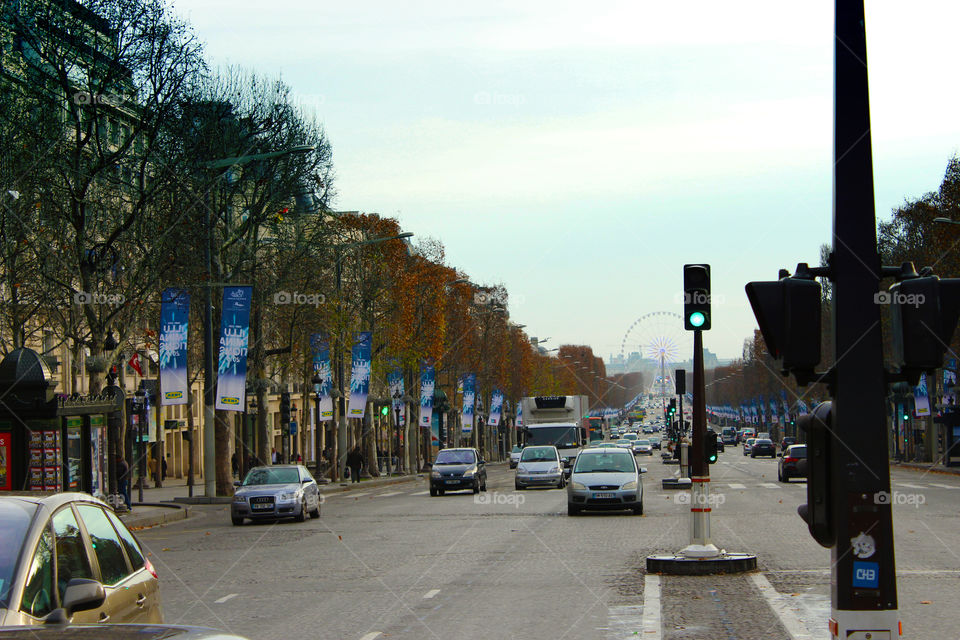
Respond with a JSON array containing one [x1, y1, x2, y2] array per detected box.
[[138, 446, 960, 639]]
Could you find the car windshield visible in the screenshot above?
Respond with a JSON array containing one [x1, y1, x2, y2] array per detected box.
[[525, 425, 580, 449], [435, 450, 476, 465], [243, 467, 300, 485], [0, 500, 38, 608], [511, 446, 522, 453], [788, 446, 808, 458], [746, 439, 757, 445], [621, 433, 638, 440], [520, 447, 557, 462], [756, 439, 773, 445], [574, 453, 636, 473]]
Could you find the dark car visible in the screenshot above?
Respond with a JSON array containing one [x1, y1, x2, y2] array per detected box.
[[750, 438, 777, 458], [778, 444, 807, 482], [231, 465, 322, 525], [779, 436, 797, 451], [430, 448, 487, 495]]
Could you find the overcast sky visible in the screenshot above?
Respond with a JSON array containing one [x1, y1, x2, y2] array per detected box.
[[172, 0, 960, 361]]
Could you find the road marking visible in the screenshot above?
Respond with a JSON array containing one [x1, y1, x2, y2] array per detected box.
[[411, 490, 429, 496], [760, 482, 781, 489], [377, 491, 403, 498], [728, 483, 746, 489], [928, 483, 959, 489], [359, 633, 382, 640], [749, 573, 814, 639], [896, 483, 925, 489], [641, 574, 661, 639], [423, 589, 440, 599], [214, 593, 238, 604], [607, 605, 645, 639]]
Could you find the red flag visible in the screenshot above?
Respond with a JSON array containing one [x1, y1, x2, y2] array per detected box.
[[128, 352, 143, 376]]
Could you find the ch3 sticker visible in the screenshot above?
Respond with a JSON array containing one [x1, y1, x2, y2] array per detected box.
[[851, 532, 876, 559], [852, 561, 880, 589]]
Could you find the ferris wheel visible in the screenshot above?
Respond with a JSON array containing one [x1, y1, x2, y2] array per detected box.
[[618, 311, 694, 398]]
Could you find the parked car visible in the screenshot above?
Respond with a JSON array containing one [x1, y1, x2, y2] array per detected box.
[[750, 439, 777, 458], [0, 625, 251, 640], [742, 438, 757, 456], [515, 445, 565, 490], [779, 436, 797, 451], [567, 448, 645, 516], [0, 493, 161, 626], [231, 465, 321, 525], [430, 448, 487, 496], [779, 444, 808, 482], [509, 446, 523, 469]]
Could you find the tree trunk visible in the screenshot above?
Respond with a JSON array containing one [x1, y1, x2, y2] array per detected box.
[[215, 409, 233, 495], [364, 404, 380, 477]]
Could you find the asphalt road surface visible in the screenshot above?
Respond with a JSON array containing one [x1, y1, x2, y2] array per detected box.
[[137, 447, 960, 639]]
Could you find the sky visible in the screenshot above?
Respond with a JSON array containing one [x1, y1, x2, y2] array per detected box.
[[172, 0, 960, 362]]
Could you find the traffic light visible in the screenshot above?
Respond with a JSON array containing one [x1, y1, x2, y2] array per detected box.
[[797, 402, 834, 547], [885, 271, 960, 385], [381, 405, 390, 417], [745, 264, 822, 386], [704, 432, 718, 464], [675, 369, 686, 395], [683, 264, 711, 330], [280, 392, 291, 424], [667, 399, 676, 416]]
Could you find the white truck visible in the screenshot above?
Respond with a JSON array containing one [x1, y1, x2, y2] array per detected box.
[[519, 396, 589, 464]]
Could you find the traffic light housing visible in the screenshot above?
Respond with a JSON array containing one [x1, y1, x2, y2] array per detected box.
[[667, 399, 676, 417], [280, 392, 291, 424], [886, 273, 960, 385], [797, 402, 834, 548], [675, 369, 686, 395], [683, 264, 711, 330], [704, 431, 718, 464], [745, 265, 822, 386]]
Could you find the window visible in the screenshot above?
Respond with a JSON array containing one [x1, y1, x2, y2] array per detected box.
[[76, 505, 130, 585], [105, 510, 145, 571], [20, 528, 55, 618], [52, 507, 94, 603]]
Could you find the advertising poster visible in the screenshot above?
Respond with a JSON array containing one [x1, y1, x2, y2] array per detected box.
[[914, 373, 931, 417], [215, 286, 252, 410], [311, 333, 334, 421], [347, 331, 372, 418], [159, 287, 190, 405], [487, 389, 503, 426], [0, 431, 11, 491], [419, 364, 435, 427], [461, 373, 476, 433], [388, 366, 405, 426]]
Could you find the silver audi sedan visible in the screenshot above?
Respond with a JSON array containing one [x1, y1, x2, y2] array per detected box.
[[514, 445, 565, 490], [567, 448, 645, 516], [231, 465, 321, 525]]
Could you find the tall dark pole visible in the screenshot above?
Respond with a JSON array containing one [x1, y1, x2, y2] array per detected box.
[[829, 0, 897, 631], [335, 250, 345, 482], [203, 193, 216, 497], [690, 331, 705, 479]]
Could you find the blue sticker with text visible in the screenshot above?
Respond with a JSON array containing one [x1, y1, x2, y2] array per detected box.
[[852, 561, 879, 588]]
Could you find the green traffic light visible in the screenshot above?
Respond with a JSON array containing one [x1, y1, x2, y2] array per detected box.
[[381, 406, 389, 416], [689, 311, 706, 328], [708, 453, 718, 463]]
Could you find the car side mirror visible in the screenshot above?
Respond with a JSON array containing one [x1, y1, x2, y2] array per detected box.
[[564, 468, 572, 478], [61, 578, 106, 615], [479, 459, 486, 465], [233, 480, 241, 487], [777, 452, 783, 457], [639, 467, 648, 474], [302, 478, 312, 483]]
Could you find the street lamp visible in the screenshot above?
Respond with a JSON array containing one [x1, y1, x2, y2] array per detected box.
[[312, 372, 323, 476], [392, 389, 403, 476], [933, 217, 960, 225]]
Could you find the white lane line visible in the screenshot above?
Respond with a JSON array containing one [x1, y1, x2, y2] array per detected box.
[[641, 574, 661, 640], [749, 573, 814, 640], [728, 483, 746, 489], [411, 490, 429, 496], [760, 482, 781, 489], [214, 593, 238, 604], [359, 633, 382, 640], [896, 483, 925, 489], [423, 589, 440, 599], [608, 605, 644, 639], [377, 491, 403, 498], [928, 483, 960, 489]]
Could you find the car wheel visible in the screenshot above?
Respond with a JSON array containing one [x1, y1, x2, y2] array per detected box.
[[309, 498, 321, 518], [295, 499, 307, 522], [515, 481, 523, 491], [231, 515, 244, 526], [481, 478, 487, 491], [430, 486, 438, 497], [567, 503, 580, 516], [473, 482, 480, 494], [632, 502, 643, 515], [751, 452, 756, 458], [438, 489, 445, 496]]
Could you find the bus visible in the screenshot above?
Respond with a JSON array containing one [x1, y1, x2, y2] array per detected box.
[[587, 416, 605, 443]]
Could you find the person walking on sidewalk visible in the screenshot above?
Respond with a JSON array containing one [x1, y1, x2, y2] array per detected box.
[[346, 446, 363, 483], [116, 454, 131, 509], [231, 452, 238, 477], [271, 447, 278, 464], [162, 454, 168, 481]]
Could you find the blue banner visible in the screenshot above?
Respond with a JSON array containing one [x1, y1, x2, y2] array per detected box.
[[487, 389, 503, 426], [311, 333, 333, 421], [388, 366, 405, 426], [419, 364, 435, 427], [461, 373, 476, 433], [215, 286, 251, 410], [347, 331, 372, 418], [159, 288, 190, 406], [516, 401, 523, 427]]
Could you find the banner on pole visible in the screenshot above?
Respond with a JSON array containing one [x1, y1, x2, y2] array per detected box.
[[487, 389, 503, 426], [388, 366, 405, 426], [215, 286, 251, 410], [914, 373, 931, 418], [461, 373, 476, 433], [347, 332, 372, 418], [311, 333, 333, 421], [159, 288, 190, 405], [419, 364, 435, 427]]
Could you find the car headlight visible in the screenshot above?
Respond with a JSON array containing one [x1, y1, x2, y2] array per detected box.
[[232, 495, 246, 503], [463, 466, 477, 477], [516, 465, 527, 473], [278, 492, 300, 501], [571, 482, 587, 490], [548, 466, 560, 474], [431, 470, 440, 478], [621, 481, 638, 490]]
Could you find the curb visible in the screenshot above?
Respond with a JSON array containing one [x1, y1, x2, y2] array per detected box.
[[320, 473, 425, 494], [894, 462, 960, 476], [121, 502, 190, 529], [172, 495, 234, 505]]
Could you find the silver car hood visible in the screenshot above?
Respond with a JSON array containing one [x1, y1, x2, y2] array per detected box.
[[571, 471, 637, 487], [517, 461, 560, 472], [234, 482, 301, 496]]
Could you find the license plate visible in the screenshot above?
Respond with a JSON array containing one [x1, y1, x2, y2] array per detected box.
[[445, 479, 459, 484], [252, 502, 273, 510], [593, 493, 614, 499]]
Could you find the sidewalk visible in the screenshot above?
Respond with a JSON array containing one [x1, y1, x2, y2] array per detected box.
[[893, 460, 960, 476]]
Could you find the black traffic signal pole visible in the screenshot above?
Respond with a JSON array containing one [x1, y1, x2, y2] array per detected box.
[[829, 0, 898, 631]]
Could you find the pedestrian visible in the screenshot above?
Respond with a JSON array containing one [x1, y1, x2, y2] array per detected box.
[[148, 455, 159, 484], [161, 454, 168, 481], [231, 452, 238, 477], [271, 447, 278, 464], [296, 453, 302, 463], [116, 454, 131, 509], [346, 446, 363, 483]]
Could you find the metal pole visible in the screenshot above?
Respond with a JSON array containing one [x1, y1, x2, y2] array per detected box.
[[203, 194, 217, 497], [829, 0, 898, 632], [335, 253, 346, 482]]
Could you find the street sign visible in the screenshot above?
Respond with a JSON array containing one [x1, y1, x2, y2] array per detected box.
[[289, 421, 297, 435]]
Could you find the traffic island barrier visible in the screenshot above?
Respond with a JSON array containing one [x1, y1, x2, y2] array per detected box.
[[662, 477, 692, 490], [646, 552, 757, 575]]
